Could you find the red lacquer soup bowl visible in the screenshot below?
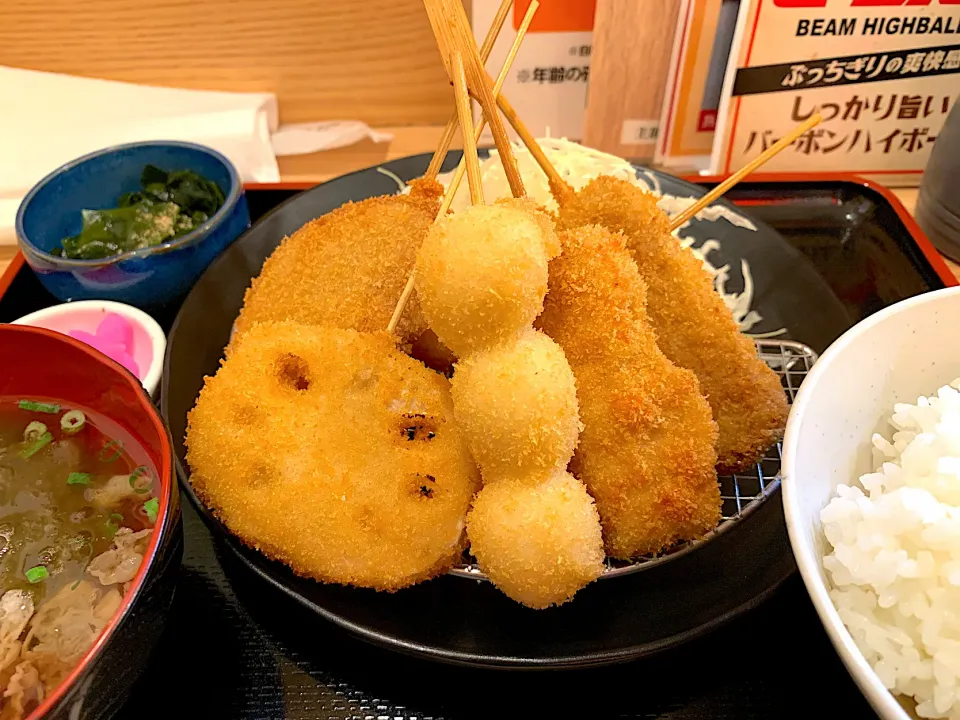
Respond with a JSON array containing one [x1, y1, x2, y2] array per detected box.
[[0, 324, 182, 720]]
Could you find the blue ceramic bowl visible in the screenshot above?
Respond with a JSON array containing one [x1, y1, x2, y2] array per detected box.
[[17, 141, 250, 308]]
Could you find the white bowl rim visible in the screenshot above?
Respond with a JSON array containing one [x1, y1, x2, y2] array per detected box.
[[782, 285, 960, 720], [10, 300, 166, 397]]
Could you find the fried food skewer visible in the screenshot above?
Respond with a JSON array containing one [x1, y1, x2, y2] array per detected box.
[[537, 226, 720, 557], [234, 179, 443, 348], [424, 0, 513, 181], [388, 0, 538, 335], [413, 9, 603, 605], [484, 117, 816, 470], [554, 177, 788, 473]]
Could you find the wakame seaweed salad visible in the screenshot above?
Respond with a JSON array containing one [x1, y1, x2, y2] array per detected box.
[[58, 165, 226, 260]]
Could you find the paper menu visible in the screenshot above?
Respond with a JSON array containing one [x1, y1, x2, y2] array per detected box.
[[472, 0, 595, 142], [710, 0, 960, 186]]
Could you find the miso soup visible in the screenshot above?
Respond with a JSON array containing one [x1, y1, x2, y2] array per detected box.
[[0, 398, 159, 719]]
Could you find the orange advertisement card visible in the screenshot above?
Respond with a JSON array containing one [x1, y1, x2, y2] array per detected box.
[[515, 0, 597, 32]]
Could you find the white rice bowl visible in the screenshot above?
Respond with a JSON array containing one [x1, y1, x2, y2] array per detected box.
[[823, 381, 960, 719], [783, 286, 960, 720]]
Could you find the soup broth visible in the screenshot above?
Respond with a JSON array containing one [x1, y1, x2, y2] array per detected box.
[[0, 398, 159, 720]]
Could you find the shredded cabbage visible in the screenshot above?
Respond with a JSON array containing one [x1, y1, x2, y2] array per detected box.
[[385, 137, 785, 336]]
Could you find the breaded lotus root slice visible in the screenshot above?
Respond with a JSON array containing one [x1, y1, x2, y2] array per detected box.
[[186, 321, 480, 591], [232, 179, 442, 349], [467, 470, 604, 609], [538, 225, 720, 558], [554, 176, 788, 473], [415, 198, 558, 357]]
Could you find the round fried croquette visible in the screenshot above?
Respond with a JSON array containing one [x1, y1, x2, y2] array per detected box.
[[232, 179, 442, 350], [186, 321, 481, 591], [467, 471, 605, 609], [450, 329, 581, 482], [414, 199, 558, 357]]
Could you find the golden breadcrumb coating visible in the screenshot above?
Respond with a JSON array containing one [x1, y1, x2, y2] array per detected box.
[[415, 198, 558, 357], [467, 470, 604, 609], [555, 176, 789, 473], [186, 321, 480, 591], [450, 329, 581, 483], [537, 225, 721, 558], [232, 179, 442, 348]]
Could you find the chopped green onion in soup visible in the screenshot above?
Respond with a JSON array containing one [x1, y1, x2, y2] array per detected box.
[[25, 566, 48, 583], [143, 497, 160, 523], [23, 421, 47, 441], [20, 431, 53, 459], [18, 400, 60, 414], [61, 409, 86, 434]]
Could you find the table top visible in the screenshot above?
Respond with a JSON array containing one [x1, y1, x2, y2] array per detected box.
[[1, 128, 954, 280]]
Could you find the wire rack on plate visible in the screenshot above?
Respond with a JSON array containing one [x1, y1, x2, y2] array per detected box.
[[447, 338, 819, 581]]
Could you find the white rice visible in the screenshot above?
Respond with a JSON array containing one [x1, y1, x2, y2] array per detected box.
[[822, 379, 960, 719]]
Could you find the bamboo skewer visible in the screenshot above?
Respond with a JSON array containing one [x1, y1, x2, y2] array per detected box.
[[387, 2, 538, 336], [422, 0, 525, 198], [495, 93, 574, 202], [668, 114, 822, 231], [451, 52, 484, 206], [438, 0, 538, 215], [424, 0, 513, 181]]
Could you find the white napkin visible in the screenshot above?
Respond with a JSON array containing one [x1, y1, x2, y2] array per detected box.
[[0, 66, 391, 245]]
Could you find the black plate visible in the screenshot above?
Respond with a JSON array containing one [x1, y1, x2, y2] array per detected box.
[[161, 153, 851, 669]]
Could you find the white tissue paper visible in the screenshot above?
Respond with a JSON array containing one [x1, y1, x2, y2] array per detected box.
[[0, 66, 392, 245]]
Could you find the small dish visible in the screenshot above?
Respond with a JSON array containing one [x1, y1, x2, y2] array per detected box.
[[16, 141, 250, 309], [783, 285, 960, 720], [0, 323, 182, 720], [10, 300, 166, 397]]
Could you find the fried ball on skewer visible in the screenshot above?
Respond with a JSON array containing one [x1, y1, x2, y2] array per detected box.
[[450, 329, 581, 482], [537, 225, 721, 558], [186, 321, 480, 591], [554, 176, 789, 473], [232, 179, 442, 349], [467, 470, 605, 609], [415, 198, 558, 357]]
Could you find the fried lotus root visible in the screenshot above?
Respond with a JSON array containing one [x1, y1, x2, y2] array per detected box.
[[186, 321, 480, 591], [232, 179, 443, 348]]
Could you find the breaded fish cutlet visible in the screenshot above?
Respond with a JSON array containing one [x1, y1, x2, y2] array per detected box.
[[186, 321, 480, 591], [233, 179, 442, 348], [555, 176, 789, 474], [537, 225, 720, 558]]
